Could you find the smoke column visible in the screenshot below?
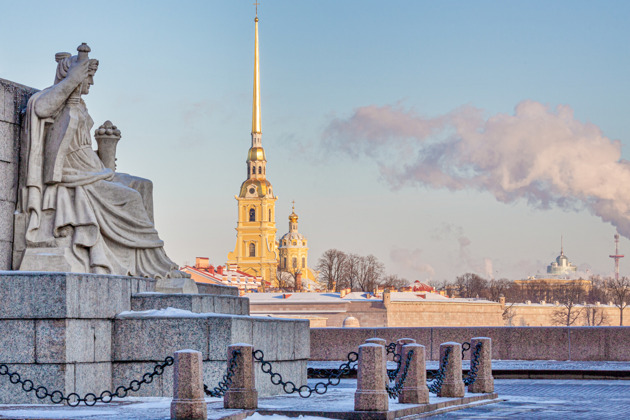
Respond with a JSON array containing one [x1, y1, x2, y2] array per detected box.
[[323, 100, 630, 237]]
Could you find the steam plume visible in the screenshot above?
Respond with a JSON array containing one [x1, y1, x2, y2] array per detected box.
[[324, 101, 630, 237]]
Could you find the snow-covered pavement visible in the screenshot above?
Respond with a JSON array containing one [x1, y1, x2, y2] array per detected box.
[[0, 379, 628, 419]]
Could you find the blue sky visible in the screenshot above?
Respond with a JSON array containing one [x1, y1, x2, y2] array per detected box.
[[2, 1, 630, 282]]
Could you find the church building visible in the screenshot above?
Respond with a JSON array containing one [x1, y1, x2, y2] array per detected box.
[[226, 13, 279, 285]]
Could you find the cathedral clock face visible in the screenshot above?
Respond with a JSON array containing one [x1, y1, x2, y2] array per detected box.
[[249, 187, 256, 194]]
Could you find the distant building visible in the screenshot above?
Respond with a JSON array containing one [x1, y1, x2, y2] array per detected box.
[[277, 204, 317, 290], [546, 245, 577, 277], [182, 257, 262, 291]]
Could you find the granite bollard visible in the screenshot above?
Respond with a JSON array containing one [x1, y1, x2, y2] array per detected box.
[[170, 350, 207, 420], [395, 338, 416, 384], [365, 337, 387, 346], [437, 342, 465, 398], [354, 343, 388, 412], [468, 337, 494, 393], [399, 343, 429, 404], [224, 344, 258, 409]]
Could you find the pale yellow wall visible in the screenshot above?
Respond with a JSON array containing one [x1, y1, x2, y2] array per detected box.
[[508, 304, 624, 326], [386, 301, 504, 327]]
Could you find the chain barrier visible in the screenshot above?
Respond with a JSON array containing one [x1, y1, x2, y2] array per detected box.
[[427, 347, 451, 394], [463, 342, 483, 386], [204, 349, 241, 397], [384, 349, 414, 399], [385, 343, 402, 381], [0, 356, 173, 406], [254, 349, 358, 398], [307, 350, 358, 379], [461, 341, 471, 359]]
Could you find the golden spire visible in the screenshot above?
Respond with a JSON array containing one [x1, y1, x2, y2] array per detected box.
[[252, 6, 261, 134]]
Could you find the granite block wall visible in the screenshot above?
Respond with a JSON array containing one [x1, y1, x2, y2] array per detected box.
[[310, 326, 630, 361], [0, 78, 37, 270]]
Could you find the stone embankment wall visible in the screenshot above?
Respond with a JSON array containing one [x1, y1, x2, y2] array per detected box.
[[310, 326, 630, 361], [0, 79, 37, 270]]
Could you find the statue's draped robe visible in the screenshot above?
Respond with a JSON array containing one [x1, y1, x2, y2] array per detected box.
[[20, 88, 179, 278]]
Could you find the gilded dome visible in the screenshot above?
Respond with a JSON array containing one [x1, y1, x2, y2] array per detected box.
[[239, 178, 273, 198], [247, 147, 266, 161]]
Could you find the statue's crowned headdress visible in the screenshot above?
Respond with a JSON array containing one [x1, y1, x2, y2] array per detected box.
[[54, 43, 99, 85]]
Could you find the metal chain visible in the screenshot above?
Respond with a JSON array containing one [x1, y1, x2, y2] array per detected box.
[[307, 350, 358, 379], [463, 342, 483, 385], [385, 343, 402, 381], [461, 341, 471, 359], [427, 347, 451, 394], [254, 349, 358, 398], [204, 349, 241, 397], [0, 356, 173, 406], [385, 349, 414, 399]]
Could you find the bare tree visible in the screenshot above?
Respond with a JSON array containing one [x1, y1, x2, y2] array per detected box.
[[380, 274, 409, 290], [502, 302, 516, 326], [341, 253, 362, 291], [315, 249, 347, 292], [455, 273, 488, 298], [276, 265, 302, 291], [607, 276, 630, 326], [488, 278, 511, 302], [551, 282, 585, 326], [355, 254, 385, 292], [583, 305, 608, 326]]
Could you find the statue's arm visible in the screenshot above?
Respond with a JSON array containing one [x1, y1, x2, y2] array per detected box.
[[33, 59, 89, 118]]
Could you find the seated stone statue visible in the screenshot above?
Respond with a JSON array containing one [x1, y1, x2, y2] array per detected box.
[[14, 43, 187, 280]]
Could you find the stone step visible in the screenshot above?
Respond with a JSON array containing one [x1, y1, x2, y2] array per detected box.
[[131, 292, 249, 316]]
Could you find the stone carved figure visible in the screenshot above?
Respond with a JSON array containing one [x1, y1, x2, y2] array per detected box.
[[14, 43, 187, 279]]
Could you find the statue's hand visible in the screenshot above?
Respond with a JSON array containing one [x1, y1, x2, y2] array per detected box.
[[65, 59, 90, 88]]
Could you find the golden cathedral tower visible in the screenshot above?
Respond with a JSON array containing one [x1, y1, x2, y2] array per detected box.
[[227, 11, 278, 287]]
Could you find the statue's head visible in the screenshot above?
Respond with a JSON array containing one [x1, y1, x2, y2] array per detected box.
[[54, 43, 99, 95]]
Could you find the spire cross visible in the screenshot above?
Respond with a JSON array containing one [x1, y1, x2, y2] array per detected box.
[[291, 200, 295, 211], [254, 1, 260, 17]]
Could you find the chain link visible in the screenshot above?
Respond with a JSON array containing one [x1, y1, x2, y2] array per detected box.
[[254, 349, 358, 398], [385, 349, 414, 399], [461, 341, 471, 359], [0, 356, 173, 406], [463, 342, 483, 385], [427, 347, 451, 394], [204, 349, 241, 397]]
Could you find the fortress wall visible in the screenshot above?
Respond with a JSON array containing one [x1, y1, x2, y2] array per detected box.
[[310, 326, 630, 361], [386, 301, 504, 327], [0, 78, 37, 270], [508, 304, 622, 327]]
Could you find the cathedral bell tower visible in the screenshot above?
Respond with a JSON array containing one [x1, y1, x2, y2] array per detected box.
[[227, 11, 278, 287]]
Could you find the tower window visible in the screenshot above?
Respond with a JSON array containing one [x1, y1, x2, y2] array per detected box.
[[249, 243, 256, 257], [258, 166, 262, 174], [249, 208, 255, 221], [302, 257, 305, 268], [252, 166, 255, 175], [283, 257, 287, 269], [292, 257, 297, 268], [268, 209, 271, 221]]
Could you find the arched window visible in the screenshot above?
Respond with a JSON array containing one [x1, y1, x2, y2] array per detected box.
[[258, 166, 262, 174], [268, 209, 271, 221], [249, 243, 256, 257], [302, 257, 305, 268], [249, 208, 255, 221], [252, 166, 255, 175], [292, 257, 297, 268], [283, 257, 287, 268]]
